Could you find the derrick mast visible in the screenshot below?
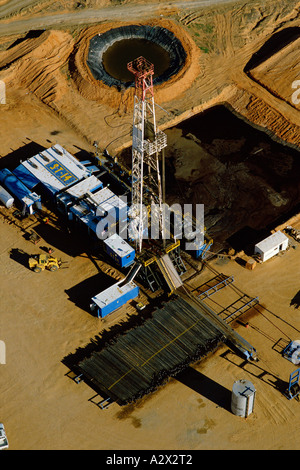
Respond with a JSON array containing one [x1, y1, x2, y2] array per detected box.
[[127, 56, 167, 253]]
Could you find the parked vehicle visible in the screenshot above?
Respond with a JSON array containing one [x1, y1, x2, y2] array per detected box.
[[28, 253, 62, 273]]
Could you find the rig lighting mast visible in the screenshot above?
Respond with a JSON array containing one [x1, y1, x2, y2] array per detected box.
[[127, 56, 167, 253]]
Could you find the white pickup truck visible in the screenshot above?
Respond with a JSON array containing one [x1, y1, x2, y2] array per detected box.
[[0, 423, 9, 450]]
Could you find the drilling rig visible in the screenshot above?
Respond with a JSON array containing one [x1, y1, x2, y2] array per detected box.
[[127, 56, 167, 252], [126, 56, 186, 293], [127, 57, 213, 266]]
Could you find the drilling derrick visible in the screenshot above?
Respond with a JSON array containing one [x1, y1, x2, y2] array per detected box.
[[127, 56, 167, 253]]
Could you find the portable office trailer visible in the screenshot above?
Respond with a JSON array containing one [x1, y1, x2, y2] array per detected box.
[[90, 280, 139, 318], [254, 231, 289, 262], [103, 233, 135, 268]]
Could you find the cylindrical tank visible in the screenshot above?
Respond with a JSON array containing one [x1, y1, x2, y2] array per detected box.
[[231, 379, 256, 417], [290, 340, 300, 364], [0, 184, 14, 208]]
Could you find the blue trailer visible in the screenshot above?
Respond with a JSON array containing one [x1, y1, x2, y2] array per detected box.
[[90, 280, 139, 318], [103, 233, 135, 268]]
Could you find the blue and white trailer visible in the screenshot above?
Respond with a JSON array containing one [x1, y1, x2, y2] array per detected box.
[[13, 144, 91, 199], [90, 279, 139, 318], [103, 233, 135, 268]]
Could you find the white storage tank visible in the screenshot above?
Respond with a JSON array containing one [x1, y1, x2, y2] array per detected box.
[[231, 379, 256, 417], [0, 184, 14, 208]]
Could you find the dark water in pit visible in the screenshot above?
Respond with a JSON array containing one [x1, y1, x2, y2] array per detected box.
[[119, 105, 300, 251], [102, 38, 171, 83], [168, 105, 300, 251]]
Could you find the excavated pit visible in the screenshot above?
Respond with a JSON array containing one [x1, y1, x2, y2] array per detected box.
[[86, 25, 187, 88], [244, 27, 300, 73], [119, 104, 300, 253]]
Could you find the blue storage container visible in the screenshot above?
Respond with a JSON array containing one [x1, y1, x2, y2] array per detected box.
[[91, 281, 139, 318], [194, 240, 213, 259], [104, 233, 135, 268]]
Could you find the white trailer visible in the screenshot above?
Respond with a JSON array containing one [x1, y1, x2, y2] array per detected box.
[[254, 231, 289, 262]]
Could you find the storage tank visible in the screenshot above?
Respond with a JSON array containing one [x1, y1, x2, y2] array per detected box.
[[0, 184, 14, 208], [231, 379, 255, 417]]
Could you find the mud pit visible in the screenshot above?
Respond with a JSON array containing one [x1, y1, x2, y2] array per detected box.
[[120, 103, 300, 252], [87, 25, 186, 87], [165, 105, 300, 250]]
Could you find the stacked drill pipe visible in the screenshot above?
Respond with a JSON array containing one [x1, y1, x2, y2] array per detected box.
[[72, 296, 225, 405]]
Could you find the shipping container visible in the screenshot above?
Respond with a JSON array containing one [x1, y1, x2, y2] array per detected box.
[[104, 233, 135, 268], [90, 280, 139, 317], [254, 231, 289, 262]]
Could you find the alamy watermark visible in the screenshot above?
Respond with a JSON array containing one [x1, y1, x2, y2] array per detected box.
[[0, 340, 6, 364], [291, 80, 300, 105], [95, 199, 205, 250], [0, 80, 5, 105]]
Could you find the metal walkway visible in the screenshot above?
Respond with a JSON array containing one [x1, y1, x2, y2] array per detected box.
[[193, 274, 234, 300], [217, 295, 259, 324], [192, 273, 259, 325]]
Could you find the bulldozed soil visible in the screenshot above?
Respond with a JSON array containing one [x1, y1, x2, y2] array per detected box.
[[1, 0, 300, 152]]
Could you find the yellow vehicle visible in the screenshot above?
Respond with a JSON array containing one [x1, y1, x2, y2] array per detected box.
[[28, 253, 62, 273]]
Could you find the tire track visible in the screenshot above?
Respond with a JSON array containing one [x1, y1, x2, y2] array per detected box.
[[0, 0, 245, 36]]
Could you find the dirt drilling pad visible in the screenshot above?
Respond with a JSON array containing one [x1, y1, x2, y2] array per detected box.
[[1, 208, 300, 450], [1, 0, 300, 451]]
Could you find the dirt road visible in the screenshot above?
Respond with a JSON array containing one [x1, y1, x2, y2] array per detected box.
[[0, 0, 245, 35], [0, 0, 47, 19]]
